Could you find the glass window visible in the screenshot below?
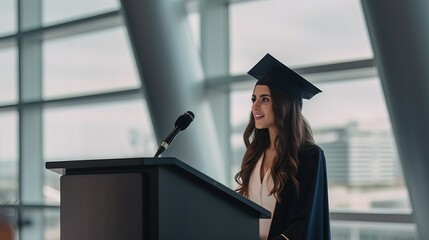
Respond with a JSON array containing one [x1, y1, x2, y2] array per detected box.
[[45, 208, 60, 240], [43, 98, 157, 203], [19, 208, 60, 240], [0, 0, 16, 36], [0, 47, 17, 105], [331, 221, 416, 240], [303, 78, 411, 213], [43, 99, 157, 161], [43, 26, 140, 99], [44, 169, 60, 205], [229, 0, 373, 74], [230, 77, 412, 213], [0, 111, 18, 205], [43, 0, 119, 25]]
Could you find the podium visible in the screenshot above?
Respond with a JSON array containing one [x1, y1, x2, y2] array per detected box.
[[46, 157, 270, 240]]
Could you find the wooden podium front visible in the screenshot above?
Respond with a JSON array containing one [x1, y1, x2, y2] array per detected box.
[[46, 157, 270, 240]]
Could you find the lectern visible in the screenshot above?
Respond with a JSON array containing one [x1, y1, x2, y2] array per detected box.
[[46, 157, 270, 240]]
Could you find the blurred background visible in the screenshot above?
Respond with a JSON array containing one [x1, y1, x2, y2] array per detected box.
[[0, 0, 426, 239]]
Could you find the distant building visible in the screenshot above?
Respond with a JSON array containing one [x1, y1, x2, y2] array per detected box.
[[314, 123, 401, 187]]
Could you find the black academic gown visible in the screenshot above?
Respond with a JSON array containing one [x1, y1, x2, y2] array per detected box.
[[268, 143, 331, 240]]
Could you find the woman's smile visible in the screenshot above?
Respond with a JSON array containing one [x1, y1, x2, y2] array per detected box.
[[252, 85, 275, 130]]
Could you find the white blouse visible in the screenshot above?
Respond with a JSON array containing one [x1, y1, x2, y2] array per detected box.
[[248, 154, 277, 240]]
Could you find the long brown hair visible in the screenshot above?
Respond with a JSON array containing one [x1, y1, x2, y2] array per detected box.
[[234, 85, 314, 200]]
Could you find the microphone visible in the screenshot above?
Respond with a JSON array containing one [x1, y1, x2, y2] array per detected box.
[[154, 111, 195, 157]]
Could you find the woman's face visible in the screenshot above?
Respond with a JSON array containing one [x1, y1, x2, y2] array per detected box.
[[252, 85, 276, 130]]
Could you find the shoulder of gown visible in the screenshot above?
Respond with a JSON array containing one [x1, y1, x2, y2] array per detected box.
[[268, 142, 331, 240]]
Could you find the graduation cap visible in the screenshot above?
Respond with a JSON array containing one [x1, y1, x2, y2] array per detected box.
[[248, 53, 321, 106]]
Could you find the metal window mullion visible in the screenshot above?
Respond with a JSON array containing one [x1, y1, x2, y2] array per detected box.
[[18, 0, 44, 240]]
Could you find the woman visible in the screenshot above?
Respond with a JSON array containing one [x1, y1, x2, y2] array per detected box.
[[235, 53, 331, 240]]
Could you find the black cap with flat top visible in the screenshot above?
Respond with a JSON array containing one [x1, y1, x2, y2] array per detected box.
[[248, 53, 321, 106]]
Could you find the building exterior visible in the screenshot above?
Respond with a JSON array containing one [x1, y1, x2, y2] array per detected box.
[[315, 123, 400, 187]]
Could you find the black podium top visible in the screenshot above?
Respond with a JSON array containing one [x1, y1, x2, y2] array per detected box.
[[46, 157, 270, 219]]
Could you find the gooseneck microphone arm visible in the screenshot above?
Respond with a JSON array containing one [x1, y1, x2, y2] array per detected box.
[[154, 111, 195, 158]]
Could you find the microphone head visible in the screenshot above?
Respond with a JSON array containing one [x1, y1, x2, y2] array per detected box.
[[175, 111, 195, 130]]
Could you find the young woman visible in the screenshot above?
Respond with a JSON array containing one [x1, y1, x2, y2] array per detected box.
[[235, 53, 331, 240]]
